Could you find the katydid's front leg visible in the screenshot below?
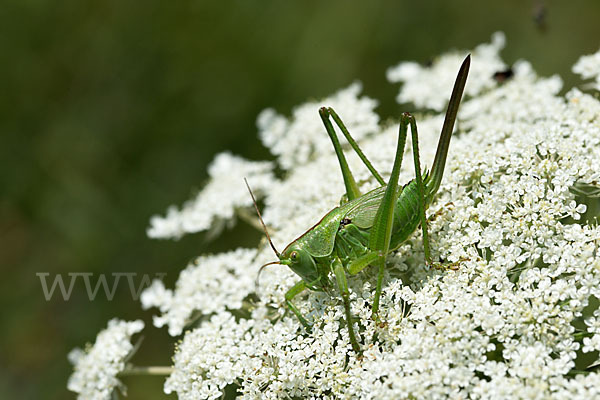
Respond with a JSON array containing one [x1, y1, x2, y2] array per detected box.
[[285, 280, 311, 329]]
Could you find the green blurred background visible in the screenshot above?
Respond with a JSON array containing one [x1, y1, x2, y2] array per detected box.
[[1, 1, 599, 399]]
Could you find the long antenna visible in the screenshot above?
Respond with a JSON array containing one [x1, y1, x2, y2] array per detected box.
[[244, 178, 281, 258], [255, 261, 283, 291]]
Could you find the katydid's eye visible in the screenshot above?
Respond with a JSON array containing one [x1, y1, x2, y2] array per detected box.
[[290, 251, 298, 260]]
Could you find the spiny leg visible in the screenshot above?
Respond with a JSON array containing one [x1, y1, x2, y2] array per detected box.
[[285, 280, 311, 329], [319, 107, 361, 201], [407, 115, 432, 265], [368, 113, 409, 318], [333, 259, 361, 352]]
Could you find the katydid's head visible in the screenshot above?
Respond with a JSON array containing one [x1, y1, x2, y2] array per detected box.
[[279, 245, 320, 284], [254, 245, 321, 291], [245, 178, 322, 289]]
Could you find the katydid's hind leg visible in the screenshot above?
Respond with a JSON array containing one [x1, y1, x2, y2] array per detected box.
[[327, 108, 385, 186], [368, 113, 410, 317], [285, 280, 311, 329], [319, 107, 361, 201], [333, 260, 361, 352], [407, 115, 432, 265]]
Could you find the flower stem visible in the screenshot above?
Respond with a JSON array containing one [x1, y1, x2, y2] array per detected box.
[[120, 366, 173, 376]]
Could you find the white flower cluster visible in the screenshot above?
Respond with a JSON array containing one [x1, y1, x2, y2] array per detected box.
[[583, 308, 600, 354], [573, 48, 600, 91], [140, 248, 258, 336], [147, 152, 275, 239], [67, 319, 144, 400], [387, 32, 507, 111], [71, 35, 600, 399]]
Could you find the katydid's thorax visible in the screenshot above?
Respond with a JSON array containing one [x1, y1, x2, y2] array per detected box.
[[283, 186, 387, 258]]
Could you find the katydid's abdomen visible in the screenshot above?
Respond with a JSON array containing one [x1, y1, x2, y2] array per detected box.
[[389, 178, 430, 250], [337, 175, 433, 256]]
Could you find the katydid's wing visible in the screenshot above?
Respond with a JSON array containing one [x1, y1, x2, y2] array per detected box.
[[343, 186, 387, 229], [293, 186, 391, 257]]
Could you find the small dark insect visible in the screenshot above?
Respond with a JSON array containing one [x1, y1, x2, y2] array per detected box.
[[340, 218, 352, 228], [532, 0, 547, 32], [493, 68, 514, 84]]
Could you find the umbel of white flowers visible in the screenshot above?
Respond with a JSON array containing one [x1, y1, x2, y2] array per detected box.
[[69, 33, 600, 400]]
